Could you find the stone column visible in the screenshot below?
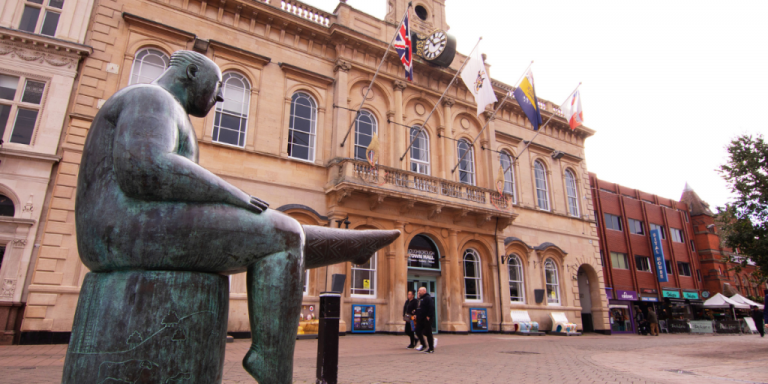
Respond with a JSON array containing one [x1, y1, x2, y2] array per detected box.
[[392, 80, 407, 168], [392, 221, 407, 332], [447, 230, 465, 331], [496, 235, 514, 331], [332, 56, 351, 159], [440, 98, 454, 179]]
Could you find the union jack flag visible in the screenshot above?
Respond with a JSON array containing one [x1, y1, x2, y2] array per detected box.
[[393, 7, 413, 81]]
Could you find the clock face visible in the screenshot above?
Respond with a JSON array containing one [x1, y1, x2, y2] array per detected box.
[[423, 31, 447, 60]]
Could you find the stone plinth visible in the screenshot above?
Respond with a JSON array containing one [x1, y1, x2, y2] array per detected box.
[[62, 271, 229, 383]]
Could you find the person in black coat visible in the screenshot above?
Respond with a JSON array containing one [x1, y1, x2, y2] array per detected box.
[[750, 306, 764, 337], [403, 290, 419, 348], [415, 287, 435, 353]]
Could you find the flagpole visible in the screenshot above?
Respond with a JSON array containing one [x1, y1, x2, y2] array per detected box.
[[512, 82, 582, 163], [340, 2, 412, 148], [400, 37, 483, 161], [450, 60, 533, 174]]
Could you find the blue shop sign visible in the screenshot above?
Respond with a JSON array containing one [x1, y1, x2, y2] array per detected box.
[[650, 229, 668, 283], [641, 297, 659, 302]]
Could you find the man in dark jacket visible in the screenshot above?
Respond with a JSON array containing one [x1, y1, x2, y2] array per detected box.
[[647, 307, 659, 336], [403, 290, 419, 348], [415, 287, 435, 353], [750, 305, 764, 337]]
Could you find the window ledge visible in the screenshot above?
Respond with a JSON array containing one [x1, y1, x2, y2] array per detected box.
[[462, 302, 491, 308]]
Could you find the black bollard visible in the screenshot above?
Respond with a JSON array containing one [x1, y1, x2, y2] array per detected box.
[[316, 274, 346, 384]]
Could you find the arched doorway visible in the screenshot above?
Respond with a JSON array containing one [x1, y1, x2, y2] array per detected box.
[[577, 264, 602, 333], [406, 234, 440, 333]]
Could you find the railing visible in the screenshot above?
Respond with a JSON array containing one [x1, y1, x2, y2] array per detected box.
[[279, 0, 331, 27], [347, 160, 506, 207]]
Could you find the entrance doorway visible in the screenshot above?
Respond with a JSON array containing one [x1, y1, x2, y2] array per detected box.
[[407, 276, 438, 333], [577, 265, 594, 332]]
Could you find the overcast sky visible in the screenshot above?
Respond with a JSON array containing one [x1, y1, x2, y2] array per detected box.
[[301, 0, 768, 209]]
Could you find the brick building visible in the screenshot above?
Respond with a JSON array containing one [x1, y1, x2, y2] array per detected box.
[[681, 184, 766, 300], [590, 174, 704, 334], [16, 0, 611, 343]]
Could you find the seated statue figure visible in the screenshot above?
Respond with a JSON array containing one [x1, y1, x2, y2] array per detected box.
[[74, 50, 399, 383]]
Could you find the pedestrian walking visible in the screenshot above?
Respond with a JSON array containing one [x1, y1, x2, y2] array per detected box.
[[415, 287, 435, 353], [647, 307, 659, 336], [750, 305, 764, 338], [403, 290, 418, 348]]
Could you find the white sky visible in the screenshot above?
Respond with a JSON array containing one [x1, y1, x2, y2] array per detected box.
[[301, 0, 768, 209]]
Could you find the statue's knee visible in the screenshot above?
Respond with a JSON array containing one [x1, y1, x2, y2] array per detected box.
[[267, 210, 304, 250]]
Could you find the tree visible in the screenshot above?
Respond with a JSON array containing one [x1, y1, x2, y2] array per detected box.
[[717, 134, 768, 290]]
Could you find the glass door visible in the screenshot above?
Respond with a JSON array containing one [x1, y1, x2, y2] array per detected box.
[[407, 276, 438, 333]]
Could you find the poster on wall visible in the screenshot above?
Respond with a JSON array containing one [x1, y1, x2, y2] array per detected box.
[[470, 308, 488, 332], [351, 305, 376, 333]]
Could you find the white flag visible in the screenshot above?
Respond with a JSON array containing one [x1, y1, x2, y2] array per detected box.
[[460, 43, 497, 116], [560, 89, 584, 130]]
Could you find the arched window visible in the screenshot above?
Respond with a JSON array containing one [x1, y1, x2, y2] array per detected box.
[[565, 169, 579, 217], [287, 92, 317, 161], [457, 139, 475, 185], [212, 72, 250, 147], [303, 269, 309, 296], [544, 259, 560, 305], [534, 160, 550, 211], [500, 151, 516, 203], [409, 126, 430, 175], [0, 195, 14, 217], [129, 48, 169, 85], [354, 110, 377, 161], [463, 249, 482, 301], [351, 252, 377, 297], [508, 254, 524, 303]]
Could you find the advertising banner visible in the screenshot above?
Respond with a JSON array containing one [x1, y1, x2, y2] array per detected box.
[[715, 320, 741, 334], [682, 291, 699, 300], [469, 308, 489, 332], [351, 305, 376, 333], [668, 319, 690, 333], [689, 320, 713, 333], [650, 229, 668, 282]]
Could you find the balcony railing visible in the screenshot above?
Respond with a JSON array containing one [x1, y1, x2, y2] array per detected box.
[[348, 160, 512, 211], [274, 0, 331, 27]]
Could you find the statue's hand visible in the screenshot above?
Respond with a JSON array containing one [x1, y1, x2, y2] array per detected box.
[[246, 195, 270, 214]]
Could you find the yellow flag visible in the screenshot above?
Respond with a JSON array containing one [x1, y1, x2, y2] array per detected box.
[[366, 133, 380, 167], [496, 164, 505, 195]]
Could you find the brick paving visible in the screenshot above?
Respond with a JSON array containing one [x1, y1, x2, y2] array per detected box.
[[0, 333, 766, 383]]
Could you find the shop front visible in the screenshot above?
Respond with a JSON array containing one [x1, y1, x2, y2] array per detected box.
[[609, 290, 638, 334]]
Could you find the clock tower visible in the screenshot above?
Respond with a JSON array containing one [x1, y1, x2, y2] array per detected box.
[[385, 0, 449, 35]]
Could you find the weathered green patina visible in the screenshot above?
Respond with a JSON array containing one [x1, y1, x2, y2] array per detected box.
[[64, 50, 399, 384]]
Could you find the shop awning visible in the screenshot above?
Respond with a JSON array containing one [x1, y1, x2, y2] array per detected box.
[[729, 294, 764, 310], [702, 293, 749, 309]]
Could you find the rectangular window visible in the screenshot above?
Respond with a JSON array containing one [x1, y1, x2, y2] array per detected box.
[[604, 213, 622, 231], [610, 252, 629, 269], [635, 256, 651, 272], [650, 223, 666, 239], [696, 269, 702, 282], [18, 0, 62, 36], [0, 73, 45, 146], [303, 269, 309, 296], [40, 10, 60, 36], [18, 6, 41, 33], [351, 252, 376, 296], [670, 228, 683, 243], [677, 262, 692, 277], [665, 260, 673, 276], [628, 218, 644, 235], [690, 240, 695, 252]]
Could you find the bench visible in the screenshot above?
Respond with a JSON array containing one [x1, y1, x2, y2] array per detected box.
[[549, 312, 581, 336], [510, 310, 544, 336]]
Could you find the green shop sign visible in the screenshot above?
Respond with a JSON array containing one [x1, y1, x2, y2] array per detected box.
[[683, 291, 699, 300], [662, 290, 681, 298]]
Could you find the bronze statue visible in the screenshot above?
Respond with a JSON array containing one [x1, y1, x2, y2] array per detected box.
[[67, 50, 398, 383]]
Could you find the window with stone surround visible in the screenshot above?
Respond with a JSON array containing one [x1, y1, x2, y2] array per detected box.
[[0, 73, 45, 145], [0, 195, 14, 217], [287, 92, 317, 161], [354, 110, 377, 161], [500, 151, 516, 203], [409, 126, 430, 175], [565, 169, 579, 217], [544, 259, 560, 305], [129, 48, 169, 85], [508, 254, 524, 303], [463, 249, 482, 302], [457, 139, 476, 186], [351, 252, 376, 297], [534, 160, 550, 211], [212, 72, 250, 147], [18, 0, 64, 37]]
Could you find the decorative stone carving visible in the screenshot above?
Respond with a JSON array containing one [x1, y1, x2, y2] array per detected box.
[[12, 239, 27, 248], [333, 59, 351, 73], [393, 80, 407, 91], [0, 279, 16, 298], [0, 43, 77, 68], [442, 97, 455, 107]]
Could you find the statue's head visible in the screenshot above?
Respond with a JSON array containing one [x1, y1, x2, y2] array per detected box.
[[158, 50, 224, 117]]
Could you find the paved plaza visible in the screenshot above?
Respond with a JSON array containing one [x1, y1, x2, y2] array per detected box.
[[0, 333, 766, 384]]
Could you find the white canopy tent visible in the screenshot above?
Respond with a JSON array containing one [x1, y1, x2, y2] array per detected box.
[[729, 294, 764, 310], [702, 293, 749, 309]]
